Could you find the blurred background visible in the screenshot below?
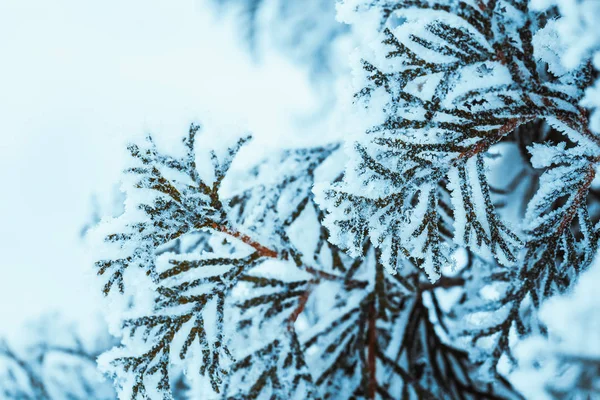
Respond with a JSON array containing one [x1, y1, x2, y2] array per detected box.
[[0, 0, 347, 339]]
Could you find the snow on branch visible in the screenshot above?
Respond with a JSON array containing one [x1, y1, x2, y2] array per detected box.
[[92, 123, 520, 398]]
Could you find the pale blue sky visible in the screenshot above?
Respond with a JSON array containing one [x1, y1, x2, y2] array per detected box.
[[0, 0, 317, 335]]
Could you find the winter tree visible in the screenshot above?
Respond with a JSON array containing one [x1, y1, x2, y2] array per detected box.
[[0, 315, 116, 399], [210, 0, 350, 79], [89, 0, 600, 399]]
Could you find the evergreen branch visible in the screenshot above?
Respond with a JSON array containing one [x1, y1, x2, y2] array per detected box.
[[456, 117, 536, 162], [208, 222, 279, 259], [0, 342, 49, 400], [366, 301, 377, 400]]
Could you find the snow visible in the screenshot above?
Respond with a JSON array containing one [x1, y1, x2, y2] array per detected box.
[[0, 0, 318, 337], [531, 0, 600, 69], [532, 20, 570, 77], [512, 250, 600, 399]]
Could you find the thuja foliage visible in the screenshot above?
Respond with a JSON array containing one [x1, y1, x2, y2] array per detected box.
[[211, 0, 348, 77], [0, 315, 116, 399], [512, 256, 600, 399], [92, 0, 600, 399], [92, 124, 520, 399], [319, 0, 600, 378]]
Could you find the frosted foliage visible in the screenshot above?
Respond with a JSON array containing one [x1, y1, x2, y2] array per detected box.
[[313, 0, 600, 386], [212, 0, 349, 78], [532, 20, 569, 77], [317, 0, 595, 283], [531, 0, 600, 69], [92, 124, 523, 399], [0, 315, 116, 399], [91, 124, 250, 297], [531, 0, 600, 145], [512, 253, 600, 399]]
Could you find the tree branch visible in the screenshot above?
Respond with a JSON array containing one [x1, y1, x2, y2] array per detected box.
[[209, 223, 279, 258], [367, 300, 377, 400]]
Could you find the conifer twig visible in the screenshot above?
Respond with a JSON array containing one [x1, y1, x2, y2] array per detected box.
[[209, 222, 279, 258]]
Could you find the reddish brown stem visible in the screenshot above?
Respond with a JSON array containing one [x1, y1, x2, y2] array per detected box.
[[209, 223, 368, 288], [456, 117, 534, 162], [288, 288, 311, 332], [557, 109, 600, 147], [477, 0, 486, 12], [557, 163, 596, 235], [209, 223, 279, 258]]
